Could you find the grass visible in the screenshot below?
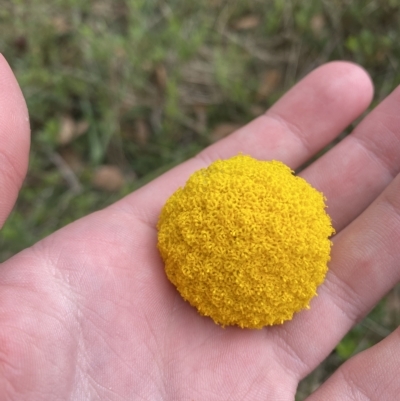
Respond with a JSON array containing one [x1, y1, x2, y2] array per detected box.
[[1, 0, 400, 398]]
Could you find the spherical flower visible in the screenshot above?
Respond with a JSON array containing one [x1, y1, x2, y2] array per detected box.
[[157, 154, 335, 328]]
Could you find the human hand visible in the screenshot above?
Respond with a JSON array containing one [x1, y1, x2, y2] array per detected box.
[[0, 55, 399, 400]]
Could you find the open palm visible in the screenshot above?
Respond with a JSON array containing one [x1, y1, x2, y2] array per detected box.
[[1, 56, 399, 400]]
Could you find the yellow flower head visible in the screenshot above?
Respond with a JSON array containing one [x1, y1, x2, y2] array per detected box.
[[157, 154, 334, 328]]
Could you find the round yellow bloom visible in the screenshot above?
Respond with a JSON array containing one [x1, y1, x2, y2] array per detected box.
[[157, 154, 334, 328]]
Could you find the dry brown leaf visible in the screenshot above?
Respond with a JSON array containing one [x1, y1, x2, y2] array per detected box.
[[155, 64, 167, 91], [134, 119, 150, 145], [58, 115, 89, 145], [233, 15, 260, 31], [257, 69, 282, 100], [58, 115, 76, 145], [210, 123, 241, 142], [92, 165, 125, 192], [311, 14, 325, 37]]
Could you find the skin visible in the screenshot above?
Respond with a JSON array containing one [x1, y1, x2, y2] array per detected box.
[[0, 54, 399, 400]]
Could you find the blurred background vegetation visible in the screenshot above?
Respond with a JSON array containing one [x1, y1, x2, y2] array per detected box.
[[0, 0, 399, 398]]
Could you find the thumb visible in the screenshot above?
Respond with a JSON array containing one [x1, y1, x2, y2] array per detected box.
[[0, 54, 30, 228]]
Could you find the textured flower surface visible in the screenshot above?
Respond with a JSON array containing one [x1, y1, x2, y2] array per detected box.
[[157, 154, 335, 328]]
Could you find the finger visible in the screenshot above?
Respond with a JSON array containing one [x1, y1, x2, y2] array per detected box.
[[302, 84, 400, 232], [0, 55, 30, 228], [268, 171, 400, 380], [305, 328, 400, 401], [121, 61, 373, 225], [203, 61, 372, 166]]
